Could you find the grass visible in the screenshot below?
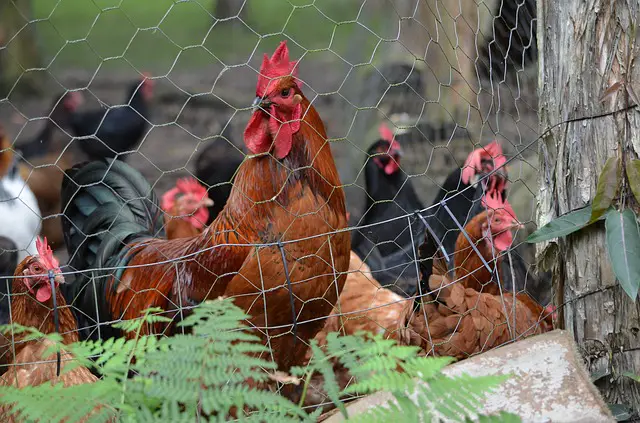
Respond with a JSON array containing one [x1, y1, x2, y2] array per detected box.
[[28, 0, 385, 76]]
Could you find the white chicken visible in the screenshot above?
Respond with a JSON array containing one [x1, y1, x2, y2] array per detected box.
[[0, 126, 41, 262]]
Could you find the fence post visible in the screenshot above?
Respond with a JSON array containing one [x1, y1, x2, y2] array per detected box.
[[538, 0, 640, 412]]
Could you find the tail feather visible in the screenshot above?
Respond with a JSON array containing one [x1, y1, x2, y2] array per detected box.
[[61, 159, 164, 339]]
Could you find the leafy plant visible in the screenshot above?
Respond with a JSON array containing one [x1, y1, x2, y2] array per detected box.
[[528, 155, 640, 301], [0, 299, 520, 422]]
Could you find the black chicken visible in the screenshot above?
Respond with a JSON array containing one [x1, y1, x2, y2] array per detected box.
[[17, 91, 83, 161], [351, 125, 424, 297], [194, 138, 244, 223], [69, 74, 154, 161]]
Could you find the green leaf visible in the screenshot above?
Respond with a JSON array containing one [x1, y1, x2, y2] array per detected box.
[[591, 157, 621, 223], [527, 205, 609, 243], [623, 372, 640, 383], [608, 403, 633, 421], [626, 158, 640, 205], [605, 209, 640, 300]]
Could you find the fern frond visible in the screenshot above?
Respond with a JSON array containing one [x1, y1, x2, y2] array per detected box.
[[0, 382, 118, 423]]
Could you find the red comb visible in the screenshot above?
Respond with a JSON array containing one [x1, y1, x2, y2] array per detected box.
[[461, 140, 506, 184], [482, 190, 518, 221], [485, 140, 506, 170], [379, 123, 395, 143], [256, 41, 300, 97], [176, 177, 208, 197], [161, 177, 208, 212], [35, 237, 60, 271]]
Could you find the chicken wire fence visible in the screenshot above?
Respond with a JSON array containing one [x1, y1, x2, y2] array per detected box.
[[0, 0, 546, 411]]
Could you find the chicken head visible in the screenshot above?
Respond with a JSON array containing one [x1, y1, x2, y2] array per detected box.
[[161, 177, 213, 230], [481, 204, 522, 253], [244, 40, 304, 159], [461, 141, 508, 195], [14, 237, 64, 303], [373, 123, 403, 175]]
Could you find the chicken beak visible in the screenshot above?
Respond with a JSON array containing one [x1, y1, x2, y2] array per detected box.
[[511, 220, 525, 231], [202, 198, 214, 207], [54, 273, 65, 285], [252, 96, 272, 112]]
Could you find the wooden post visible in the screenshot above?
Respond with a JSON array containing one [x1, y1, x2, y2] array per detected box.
[[538, 0, 640, 411]]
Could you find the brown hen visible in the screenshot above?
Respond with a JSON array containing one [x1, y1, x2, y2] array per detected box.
[[400, 231, 551, 359], [0, 238, 109, 422]]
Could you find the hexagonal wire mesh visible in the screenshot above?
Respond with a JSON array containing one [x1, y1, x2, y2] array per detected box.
[[0, 0, 547, 414]]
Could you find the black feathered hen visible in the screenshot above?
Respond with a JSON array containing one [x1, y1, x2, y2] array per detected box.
[[69, 75, 153, 161]]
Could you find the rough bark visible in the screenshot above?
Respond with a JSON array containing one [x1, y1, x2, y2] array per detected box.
[[538, 0, 640, 412]]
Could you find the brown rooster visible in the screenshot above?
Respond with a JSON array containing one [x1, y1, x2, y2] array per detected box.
[[61, 41, 350, 372], [160, 177, 214, 240], [0, 238, 106, 422]]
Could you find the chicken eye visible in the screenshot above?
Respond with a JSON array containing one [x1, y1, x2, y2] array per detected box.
[[281, 88, 291, 97]]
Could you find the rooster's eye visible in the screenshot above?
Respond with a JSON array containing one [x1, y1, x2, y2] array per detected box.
[[281, 88, 291, 97]]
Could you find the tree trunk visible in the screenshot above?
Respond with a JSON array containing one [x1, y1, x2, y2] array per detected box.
[[0, 0, 41, 96], [538, 0, 640, 413]]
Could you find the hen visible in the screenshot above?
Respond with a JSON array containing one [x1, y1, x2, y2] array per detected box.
[[292, 250, 411, 411], [61, 41, 349, 372], [160, 177, 213, 240], [0, 238, 106, 423], [194, 138, 244, 223], [401, 230, 552, 359], [312, 251, 411, 347], [451, 193, 553, 316], [0, 126, 41, 262], [351, 124, 423, 297], [69, 74, 154, 161], [16, 91, 83, 161]]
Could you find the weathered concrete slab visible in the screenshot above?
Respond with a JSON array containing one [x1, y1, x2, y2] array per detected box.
[[322, 330, 614, 423]]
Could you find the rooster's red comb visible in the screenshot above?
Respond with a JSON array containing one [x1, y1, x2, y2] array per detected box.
[[256, 41, 300, 97], [35, 237, 60, 271]]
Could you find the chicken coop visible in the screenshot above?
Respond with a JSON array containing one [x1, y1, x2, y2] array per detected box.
[[0, 0, 634, 421]]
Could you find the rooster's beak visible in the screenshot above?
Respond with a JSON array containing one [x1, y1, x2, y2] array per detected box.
[[252, 97, 272, 112], [202, 198, 214, 207], [54, 273, 65, 285]]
